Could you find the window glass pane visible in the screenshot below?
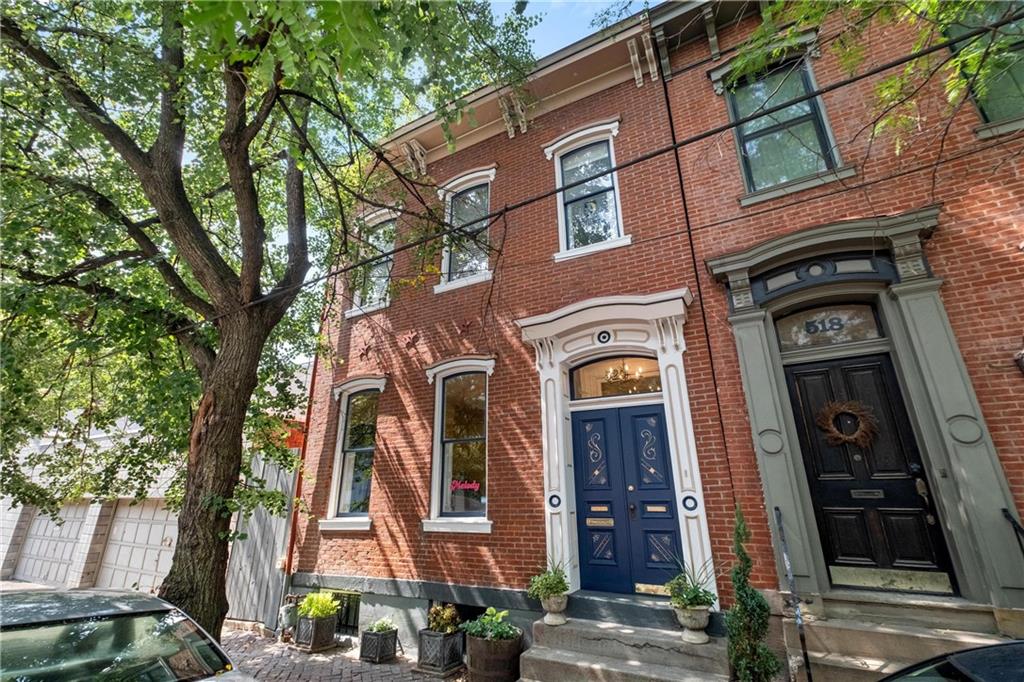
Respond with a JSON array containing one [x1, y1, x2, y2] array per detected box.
[[451, 185, 489, 228], [338, 450, 374, 514], [571, 356, 662, 399], [358, 259, 392, 308], [566, 190, 617, 249], [775, 305, 881, 351], [443, 373, 486, 439], [744, 119, 829, 190], [448, 185, 489, 280], [734, 64, 813, 134], [448, 236, 489, 279], [0, 611, 231, 680], [442, 440, 486, 514], [355, 220, 394, 307], [977, 54, 1024, 122], [344, 391, 379, 449], [561, 142, 613, 202]]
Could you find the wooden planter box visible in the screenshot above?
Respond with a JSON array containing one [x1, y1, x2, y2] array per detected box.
[[416, 629, 465, 677], [465, 633, 522, 682], [360, 629, 398, 663], [294, 614, 337, 652]]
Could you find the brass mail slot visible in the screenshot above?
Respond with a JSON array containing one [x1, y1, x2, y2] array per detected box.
[[645, 504, 668, 513], [635, 583, 669, 596], [850, 489, 884, 499], [589, 505, 609, 513], [586, 517, 615, 528]]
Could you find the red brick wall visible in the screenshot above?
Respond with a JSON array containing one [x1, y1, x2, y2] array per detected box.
[[293, 11, 1024, 597]]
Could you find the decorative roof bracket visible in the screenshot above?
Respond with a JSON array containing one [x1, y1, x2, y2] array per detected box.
[[641, 33, 659, 82], [654, 27, 673, 81], [498, 92, 528, 139], [627, 38, 644, 87], [703, 5, 720, 60], [400, 139, 428, 176]]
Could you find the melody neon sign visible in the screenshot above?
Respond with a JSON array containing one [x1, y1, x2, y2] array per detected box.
[[450, 479, 481, 493]]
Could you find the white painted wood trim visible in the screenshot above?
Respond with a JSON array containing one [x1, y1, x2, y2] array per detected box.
[[543, 120, 620, 160], [319, 517, 372, 532], [436, 166, 497, 200], [425, 357, 495, 385], [433, 269, 492, 294], [553, 234, 632, 263], [437, 175, 493, 289], [421, 518, 493, 534], [516, 290, 717, 596], [343, 300, 389, 319]]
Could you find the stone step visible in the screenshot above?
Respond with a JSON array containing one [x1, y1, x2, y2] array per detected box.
[[790, 651, 907, 682], [519, 645, 729, 682], [564, 590, 680, 632], [533, 618, 729, 675], [783, 617, 1009, 663], [822, 590, 999, 634]]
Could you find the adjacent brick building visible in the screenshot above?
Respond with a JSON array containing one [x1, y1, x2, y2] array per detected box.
[[290, 2, 1023, 675]]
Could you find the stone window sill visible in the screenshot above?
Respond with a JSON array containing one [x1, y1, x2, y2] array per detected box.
[[422, 517, 492, 534], [433, 271, 492, 295], [343, 301, 388, 319], [319, 517, 372, 532], [975, 115, 1024, 140], [553, 234, 632, 263], [739, 165, 857, 207]]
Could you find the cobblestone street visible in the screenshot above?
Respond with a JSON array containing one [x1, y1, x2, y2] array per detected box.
[[223, 631, 463, 681]]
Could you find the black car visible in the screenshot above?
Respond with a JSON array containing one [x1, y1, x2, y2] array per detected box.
[[880, 641, 1024, 682]]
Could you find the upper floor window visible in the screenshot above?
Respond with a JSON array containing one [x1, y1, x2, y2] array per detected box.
[[346, 211, 396, 318], [949, 3, 1024, 125], [435, 168, 495, 292], [727, 59, 838, 192], [545, 120, 629, 260]]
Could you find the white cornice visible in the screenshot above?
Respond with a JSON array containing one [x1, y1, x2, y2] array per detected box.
[[424, 356, 496, 384], [517, 288, 694, 342], [332, 375, 387, 400]]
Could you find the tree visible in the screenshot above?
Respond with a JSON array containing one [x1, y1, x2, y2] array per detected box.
[[1, 0, 534, 638], [726, 505, 780, 682]]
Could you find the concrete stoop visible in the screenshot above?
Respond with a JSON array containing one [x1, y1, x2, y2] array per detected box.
[[519, 618, 729, 682], [784, 617, 1011, 682]]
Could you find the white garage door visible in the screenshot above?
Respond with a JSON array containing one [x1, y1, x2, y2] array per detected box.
[[95, 499, 177, 592], [14, 502, 89, 585]]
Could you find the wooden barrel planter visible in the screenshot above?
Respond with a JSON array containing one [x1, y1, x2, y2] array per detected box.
[[465, 634, 522, 682]]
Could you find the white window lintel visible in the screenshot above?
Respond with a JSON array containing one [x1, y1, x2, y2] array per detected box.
[[332, 375, 387, 401], [708, 29, 820, 95], [544, 118, 621, 160], [319, 517, 372, 532], [436, 166, 497, 201], [425, 356, 495, 385], [421, 518, 493, 534]]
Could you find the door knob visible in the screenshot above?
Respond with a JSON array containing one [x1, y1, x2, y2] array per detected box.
[[627, 485, 635, 492], [914, 478, 931, 507]]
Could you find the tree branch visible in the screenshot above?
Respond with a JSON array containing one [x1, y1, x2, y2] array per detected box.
[[267, 101, 310, 319], [154, 3, 186, 164]]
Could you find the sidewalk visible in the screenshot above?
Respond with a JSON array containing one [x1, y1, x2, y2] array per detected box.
[[223, 631, 462, 681]]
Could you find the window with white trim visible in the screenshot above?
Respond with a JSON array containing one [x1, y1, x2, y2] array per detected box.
[[325, 377, 385, 530], [424, 357, 494, 532], [350, 219, 393, 311], [435, 168, 495, 291], [545, 121, 628, 259], [948, 3, 1024, 126]]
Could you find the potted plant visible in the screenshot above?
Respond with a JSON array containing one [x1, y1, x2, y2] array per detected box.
[[461, 607, 522, 682], [527, 563, 569, 626], [727, 506, 780, 680], [360, 616, 399, 663], [294, 592, 339, 652], [665, 560, 717, 644], [416, 603, 465, 677]]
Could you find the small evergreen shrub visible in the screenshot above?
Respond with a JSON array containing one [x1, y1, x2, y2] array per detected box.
[[460, 607, 521, 641], [427, 603, 461, 634], [367, 616, 397, 633], [726, 506, 780, 682], [297, 592, 340, 619], [526, 564, 569, 601]]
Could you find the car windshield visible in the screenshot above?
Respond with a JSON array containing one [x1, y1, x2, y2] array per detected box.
[[0, 609, 232, 682]]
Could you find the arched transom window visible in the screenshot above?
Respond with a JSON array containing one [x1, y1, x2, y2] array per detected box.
[[571, 356, 662, 400]]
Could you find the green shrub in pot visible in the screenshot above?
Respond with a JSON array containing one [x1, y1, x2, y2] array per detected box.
[[294, 593, 339, 652], [360, 616, 399, 663], [461, 608, 522, 681], [527, 564, 569, 626], [665, 560, 717, 644], [417, 604, 465, 677]]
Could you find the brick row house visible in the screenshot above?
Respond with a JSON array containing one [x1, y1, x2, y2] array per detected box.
[[290, 2, 1024, 678]]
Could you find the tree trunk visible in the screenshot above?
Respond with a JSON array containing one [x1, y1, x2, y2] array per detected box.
[[158, 318, 267, 640]]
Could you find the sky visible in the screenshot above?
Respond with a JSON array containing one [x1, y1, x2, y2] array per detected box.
[[494, 1, 641, 60]]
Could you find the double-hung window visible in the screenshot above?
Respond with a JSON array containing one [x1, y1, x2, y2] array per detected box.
[[336, 390, 379, 515], [446, 184, 490, 281], [727, 59, 838, 192], [424, 357, 493, 533], [324, 377, 385, 531], [949, 2, 1024, 129], [546, 120, 628, 259], [351, 220, 395, 314]]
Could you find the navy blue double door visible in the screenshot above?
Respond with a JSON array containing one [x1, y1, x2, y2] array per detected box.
[[571, 404, 684, 594]]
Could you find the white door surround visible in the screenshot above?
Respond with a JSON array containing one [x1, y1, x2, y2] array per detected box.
[[517, 288, 716, 594]]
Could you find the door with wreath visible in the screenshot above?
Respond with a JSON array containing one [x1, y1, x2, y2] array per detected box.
[[785, 353, 957, 594]]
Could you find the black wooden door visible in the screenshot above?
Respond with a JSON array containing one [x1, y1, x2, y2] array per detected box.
[[785, 354, 956, 593]]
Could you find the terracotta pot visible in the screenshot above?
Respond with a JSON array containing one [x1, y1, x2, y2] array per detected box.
[[465, 633, 522, 682], [540, 594, 568, 626], [673, 606, 711, 644]]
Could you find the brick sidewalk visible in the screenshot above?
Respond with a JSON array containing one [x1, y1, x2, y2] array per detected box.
[[223, 631, 463, 681]]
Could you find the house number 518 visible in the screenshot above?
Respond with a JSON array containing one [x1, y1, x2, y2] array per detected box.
[[805, 317, 845, 334]]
